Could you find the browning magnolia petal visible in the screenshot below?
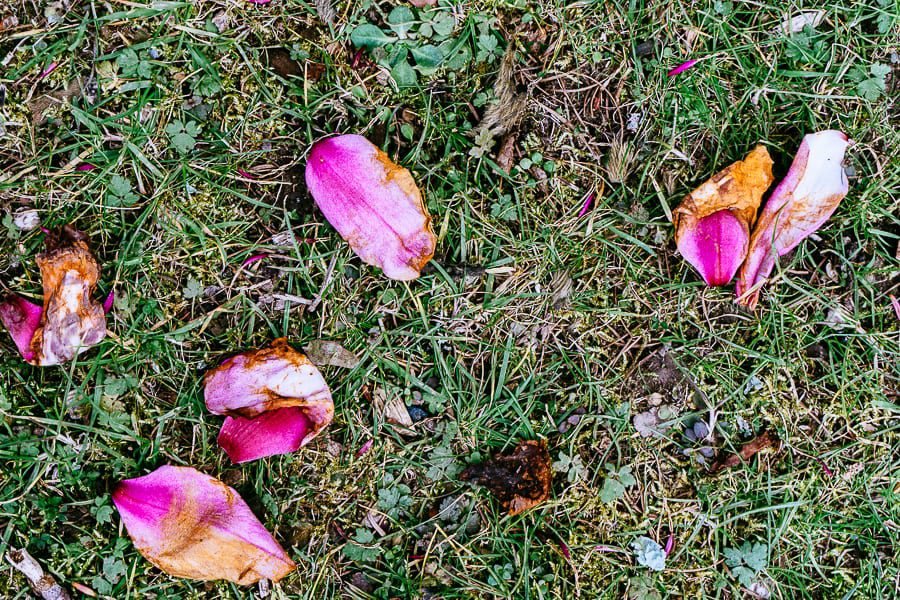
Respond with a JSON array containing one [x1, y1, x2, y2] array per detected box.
[[0, 226, 106, 366], [305, 134, 436, 280], [204, 338, 334, 463], [113, 466, 295, 584], [461, 440, 552, 516], [673, 146, 774, 286], [737, 131, 851, 308]]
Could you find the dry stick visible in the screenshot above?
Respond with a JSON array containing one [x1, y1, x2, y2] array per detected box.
[[6, 548, 72, 600]]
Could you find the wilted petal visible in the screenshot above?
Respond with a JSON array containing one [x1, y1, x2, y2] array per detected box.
[[737, 131, 850, 308], [305, 134, 436, 280], [204, 338, 334, 462], [673, 146, 774, 286], [0, 296, 42, 362], [113, 465, 295, 584], [1, 227, 106, 366], [460, 440, 552, 516], [218, 407, 312, 463]]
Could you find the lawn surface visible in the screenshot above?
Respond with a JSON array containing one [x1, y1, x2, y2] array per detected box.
[[1, 1, 899, 598]]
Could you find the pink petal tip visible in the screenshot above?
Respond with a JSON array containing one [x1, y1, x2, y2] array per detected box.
[[577, 193, 595, 218], [676, 209, 748, 286], [218, 407, 312, 463]]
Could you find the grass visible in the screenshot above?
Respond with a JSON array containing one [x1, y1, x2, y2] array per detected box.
[[0, 0, 898, 598]]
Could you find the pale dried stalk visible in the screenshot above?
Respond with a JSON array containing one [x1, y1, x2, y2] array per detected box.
[[6, 548, 72, 600]]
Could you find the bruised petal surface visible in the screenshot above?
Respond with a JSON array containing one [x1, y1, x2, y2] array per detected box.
[[204, 338, 334, 462], [737, 130, 850, 308], [218, 407, 312, 463], [673, 145, 774, 286], [113, 465, 295, 584], [0, 296, 42, 362], [305, 134, 436, 280]]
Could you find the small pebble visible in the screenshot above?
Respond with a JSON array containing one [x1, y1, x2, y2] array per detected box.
[[407, 405, 429, 422]]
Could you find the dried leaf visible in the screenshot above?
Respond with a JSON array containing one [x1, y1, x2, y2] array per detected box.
[[461, 440, 552, 516], [305, 134, 436, 280], [372, 387, 415, 434], [204, 338, 334, 463], [673, 146, 774, 286], [303, 339, 361, 369], [113, 466, 295, 584], [737, 131, 851, 308], [711, 431, 779, 472]]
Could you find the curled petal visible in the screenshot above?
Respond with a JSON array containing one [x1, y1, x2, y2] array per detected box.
[[113, 465, 295, 584], [305, 134, 436, 280], [204, 338, 334, 462], [668, 58, 699, 77], [1, 227, 106, 365], [218, 407, 312, 463], [0, 296, 43, 362], [737, 131, 851, 308], [673, 146, 774, 286]]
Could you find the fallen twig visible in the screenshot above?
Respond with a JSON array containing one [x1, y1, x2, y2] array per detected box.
[[6, 548, 72, 600]]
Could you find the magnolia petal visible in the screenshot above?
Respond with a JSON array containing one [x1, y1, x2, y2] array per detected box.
[[32, 227, 107, 365], [1, 227, 107, 366], [0, 296, 42, 362], [305, 134, 436, 280], [113, 466, 295, 584], [204, 338, 334, 462], [673, 146, 774, 286], [737, 130, 850, 308], [218, 407, 312, 463], [676, 210, 749, 286]]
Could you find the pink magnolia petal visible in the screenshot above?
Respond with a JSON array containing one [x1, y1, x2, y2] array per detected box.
[[577, 192, 595, 218], [676, 209, 748, 286], [39, 61, 58, 79], [76, 163, 98, 172], [305, 134, 436, 280], [0, 296, 42, 362], [218, 407, 312, 463], [113, 465, 295, 584], [204, 338, 334, 462], [673, 146, 774, 286], [737, 130, 850, 308]]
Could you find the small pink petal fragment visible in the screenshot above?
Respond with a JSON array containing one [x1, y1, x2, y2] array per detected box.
[[559, 540, 571, 560], [76, 163, 97, 172], [113, 465, 295, 584], [305, 134, 437, 280], [577, 193, 595, 218], [242, 253, 267, 267], [204, 338, 334, 463], [103, 289, 115, 314], [890, 295, 900, 321], [39, 62, 58, 79], [668, 59, 699, 77], [737, 130, 851, 308], [0, 296, 42, 362], [71, 582, 97, 597], [664, 533, 675, 556], [237, 169, 257, 180], [816, 457, 834, 478], [356, 438, 374, 457], [218, 407, 312, 463]]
